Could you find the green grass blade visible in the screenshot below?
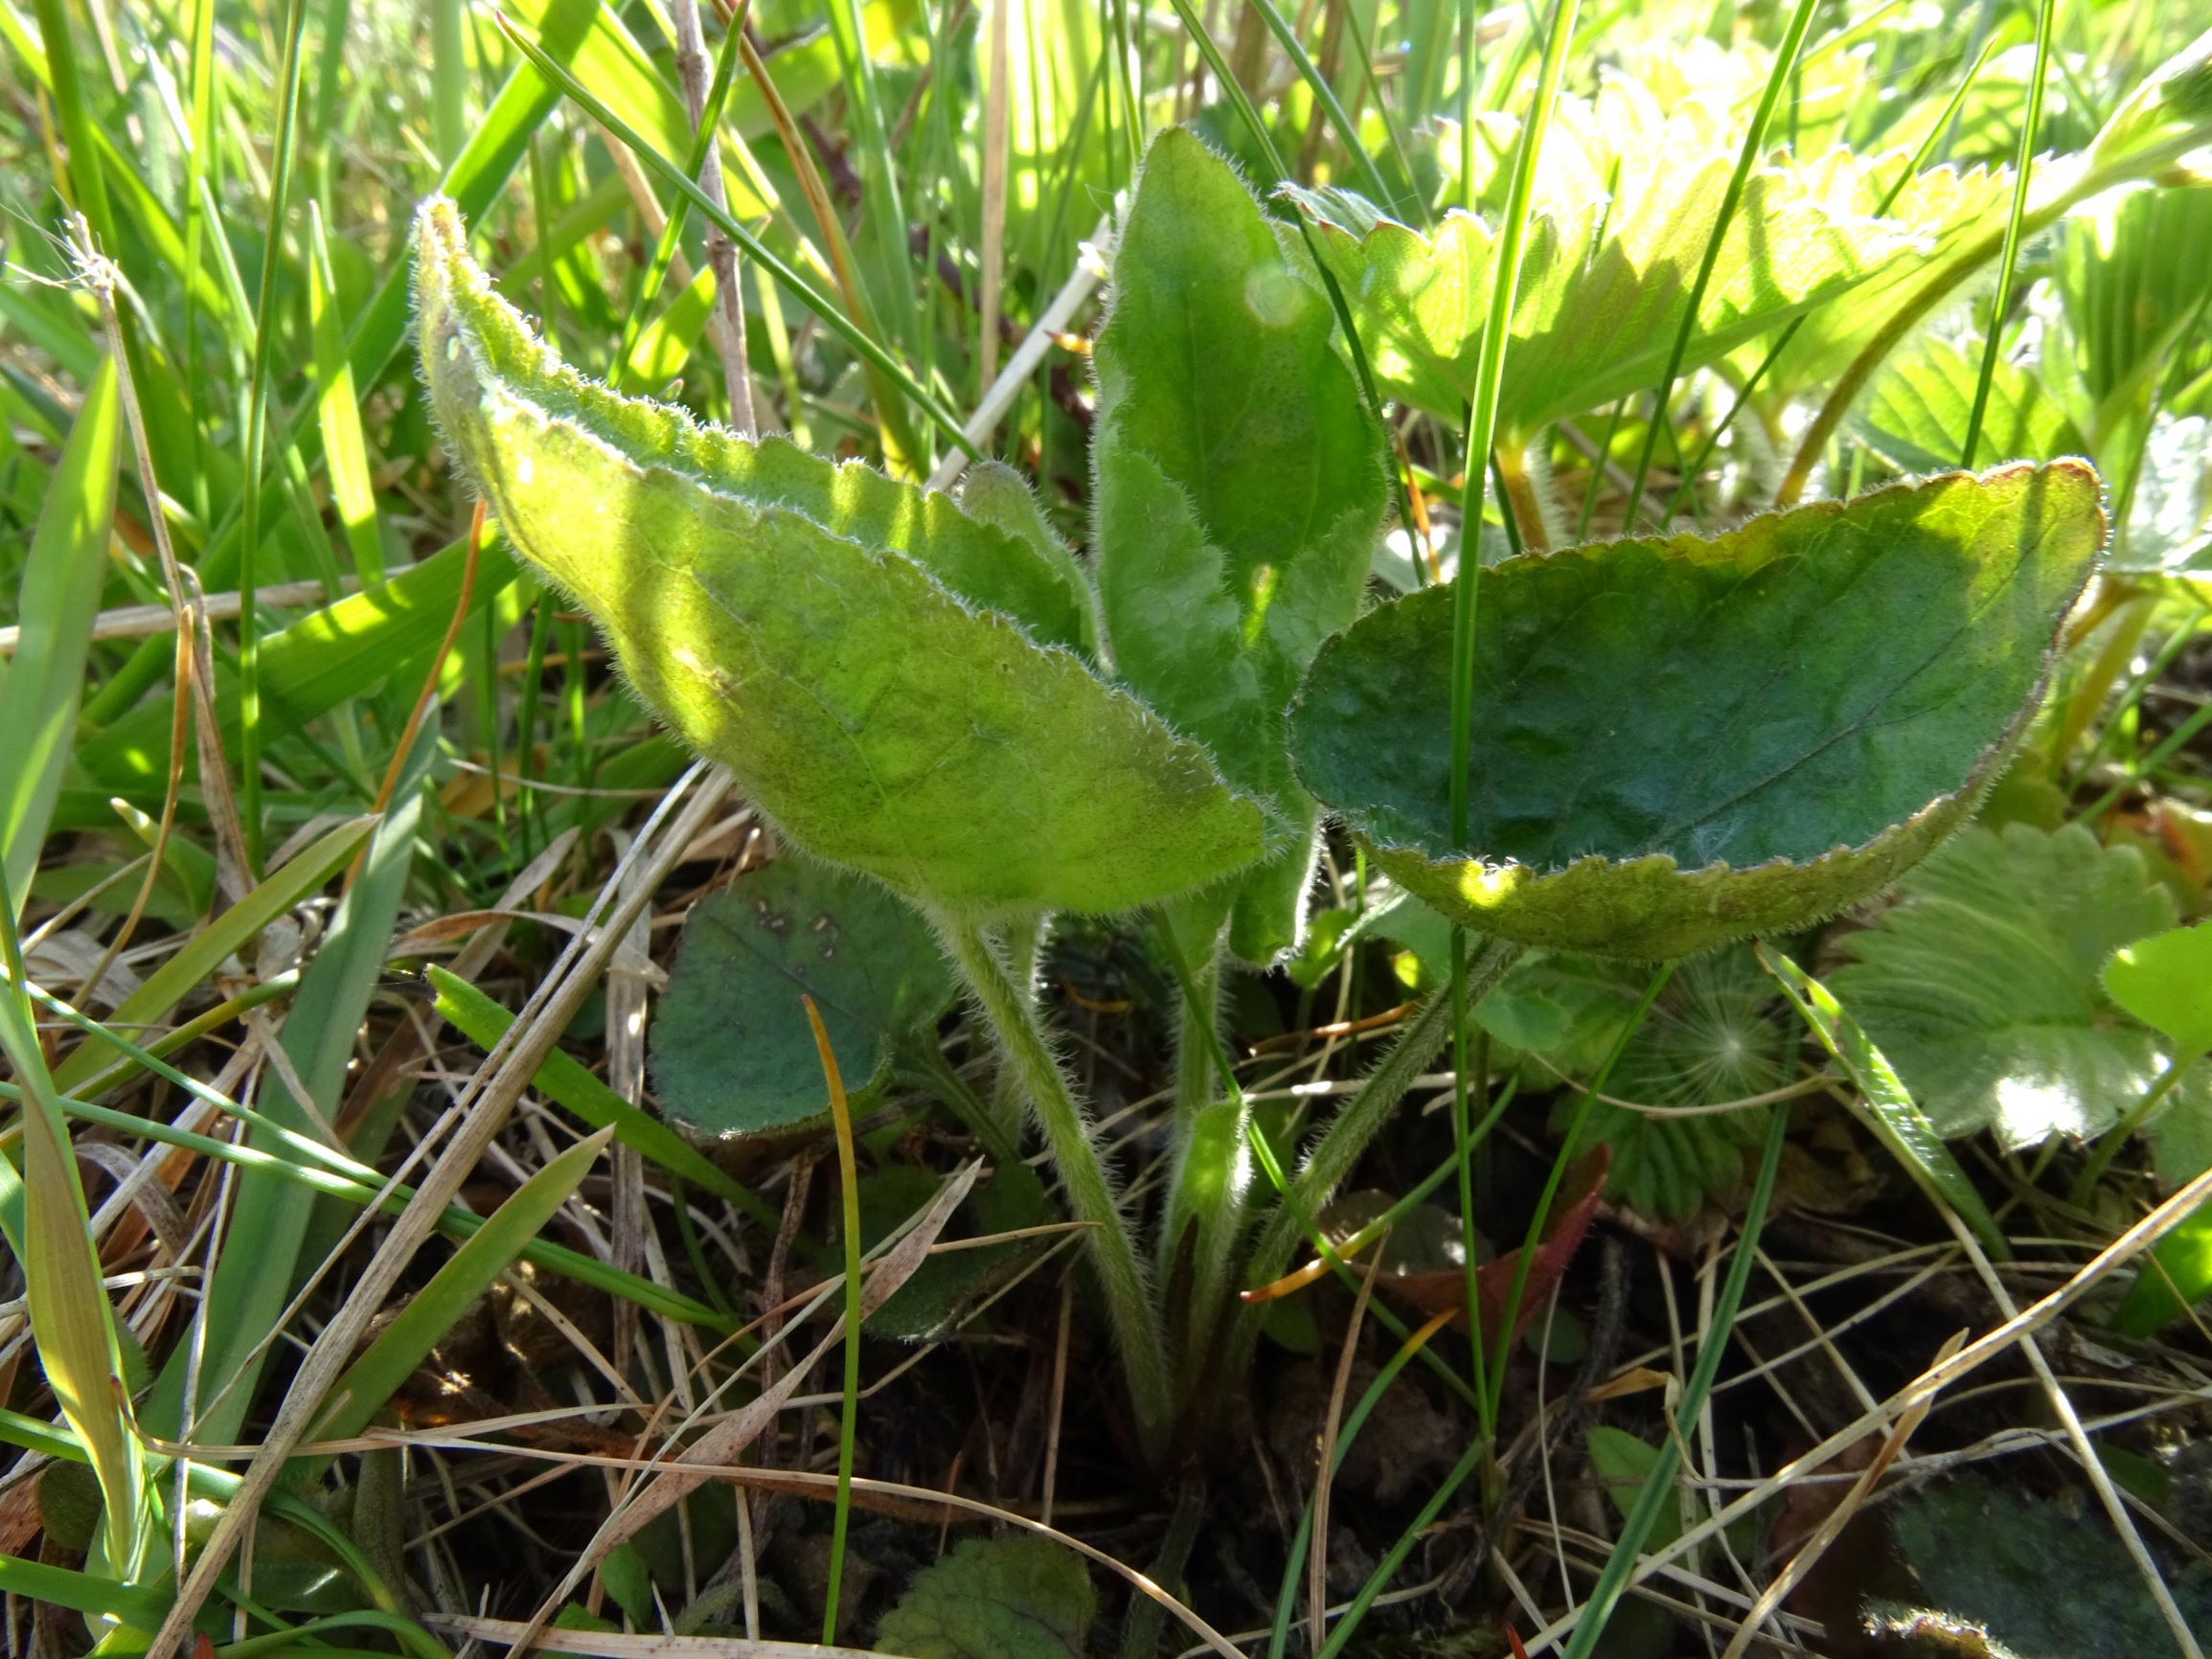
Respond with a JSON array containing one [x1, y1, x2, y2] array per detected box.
[[84, 536, 519, 796], [1961, 0, 2058, 467], [27, 0, 116, 250], [428, 964, 777, 1226], [0, 876, 149, 1579], [145, 727, 437, 1443], [491, 11, 978, 459], [0, 1036, 723, 1329], [235, 0, 315, 873], [1240, 0, 1395, 205], [1759, 944, 2011, 1262], [305, 1125, 616, 1457], [1446, 0, 1578, 1429], [308, 203, 384, 584], [0, 352, 120, 913], [51, 815, 374, 1094], [1618, 0, 1822, 525], [1557, 1103, 1790, 1659], [0, 1552, 166, 1626]]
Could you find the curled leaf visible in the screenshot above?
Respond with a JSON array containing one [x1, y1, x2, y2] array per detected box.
[[414, 199, 1263, 917], [1289, 465, 2106, 959]]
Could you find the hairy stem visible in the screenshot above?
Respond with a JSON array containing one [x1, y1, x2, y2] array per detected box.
[[934, 911, 1174, 1459], [1154, 916, 1251, 1405], [983, 909, 1049, 1148]]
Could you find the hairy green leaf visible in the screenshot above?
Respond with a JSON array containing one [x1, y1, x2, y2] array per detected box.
[[874, 1534, 1094, 1658], [1290, 466, 2104, 959], [1829, 824, 2195, 1150], [1286, 79, 1929, 442], [649, 856, 956, 1136], [414, 199, 1263, 918], [1094, 128, 1388, 960]]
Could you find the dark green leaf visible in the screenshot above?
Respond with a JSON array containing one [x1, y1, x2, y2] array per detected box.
[[650, 857, 956, 1136], [1290, 466, 2105, 958], [1888, 1476, 2212, 1659]]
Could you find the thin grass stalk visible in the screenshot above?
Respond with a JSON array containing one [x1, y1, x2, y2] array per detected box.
[[1318, 1440, 1487, 1655], [1240, 0, 1394, 203], [141, 767, 732, 1659], [824, 0, 925, 382], [1241, 939, 1524, 1306], [1557, 1101, 1790, 1659], [1264, 1305, 1448, 1654], [979, 0, 1012, 392], [178, 0, 220, 517], [498, 11, 974, 458], [30, 0, 118, 251], [1961, 0, 2058, 468], [671, 0, 757, 433], [615, 1, 749, 387], [0, 898, 149, 1579], [234, 0, 312, 874], [432, 0, 467, 162], [1618, 0, 1821, 529], [804, 996, 865, 1644], [1656, 32, 1999, 522], [1446, 0, 1578, 1429], [932, 911, 1174, 1461]]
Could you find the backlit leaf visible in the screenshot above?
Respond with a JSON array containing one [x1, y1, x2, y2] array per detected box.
[[414, 199, 1264, 919], [1855, 332, 2086, 478], [2104, 920, 2212, 1059], [1829, 824, 2187, 1149], [1286, 78, 1930, 443], [1290, 466, 2104, 959]]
